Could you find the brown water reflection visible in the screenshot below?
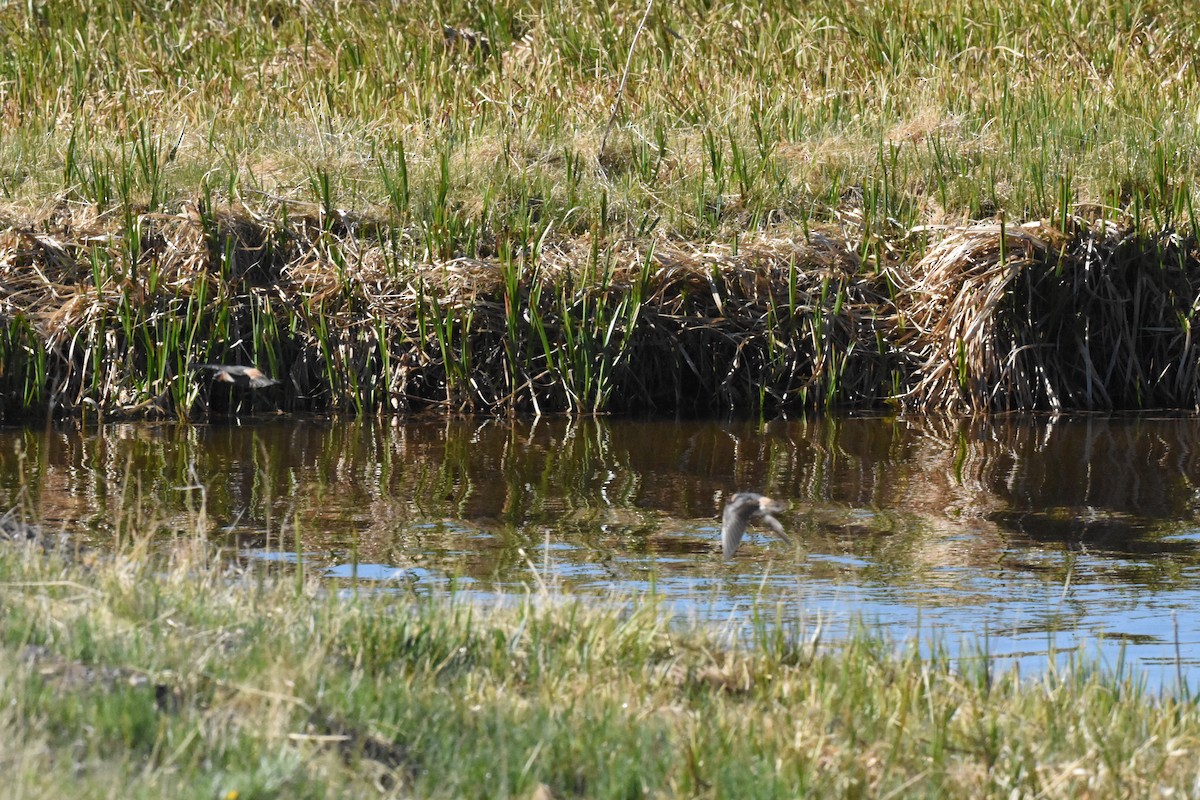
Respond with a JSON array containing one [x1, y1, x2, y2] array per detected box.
[[5, 414, 1200, 685]]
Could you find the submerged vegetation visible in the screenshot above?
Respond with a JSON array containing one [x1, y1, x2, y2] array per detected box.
[[2, 0, 1200, 416], [3, 509, 1200, 798]]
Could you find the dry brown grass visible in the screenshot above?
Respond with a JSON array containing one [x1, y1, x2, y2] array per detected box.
[[896, 218, 1200, 412]]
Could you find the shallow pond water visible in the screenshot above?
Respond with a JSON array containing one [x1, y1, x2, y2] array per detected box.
[[5, 413, 1200, 688]]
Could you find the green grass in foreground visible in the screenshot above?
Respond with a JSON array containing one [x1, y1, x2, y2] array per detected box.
[[2, 531, 1198, 798]]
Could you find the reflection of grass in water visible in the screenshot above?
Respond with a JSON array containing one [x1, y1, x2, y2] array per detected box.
[[4, 509, 1200, 798]]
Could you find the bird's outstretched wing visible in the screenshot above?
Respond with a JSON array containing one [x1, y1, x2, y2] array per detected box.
[[721, 493, 789, 558]]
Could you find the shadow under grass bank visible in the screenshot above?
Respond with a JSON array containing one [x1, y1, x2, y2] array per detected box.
[[3, 202, 1200, 419], [3, 533, 1199, 799]]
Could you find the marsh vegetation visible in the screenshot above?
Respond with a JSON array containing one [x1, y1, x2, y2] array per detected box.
[[7, 4, 1200, 795], [2, 1, 1200, 417]]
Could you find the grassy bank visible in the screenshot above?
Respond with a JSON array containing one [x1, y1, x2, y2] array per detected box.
[[2, 1, 1200, 417], [4, 0, 1199, 235], [1, 519, 1198, 798]]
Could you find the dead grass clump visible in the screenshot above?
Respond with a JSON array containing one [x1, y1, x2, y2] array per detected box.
[[0, 201, 296, 414], [898, 219, 1200, 412], [275, 227, 889, 414], [608, 232, 891, 411], [885, 110, 962, 146]]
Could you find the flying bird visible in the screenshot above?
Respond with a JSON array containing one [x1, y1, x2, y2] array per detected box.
[[721, 492, 790, 558], [191, 363, 280, 389]]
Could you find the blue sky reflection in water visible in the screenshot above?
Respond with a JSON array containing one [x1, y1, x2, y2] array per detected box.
[[6, 413, 1200, 690]]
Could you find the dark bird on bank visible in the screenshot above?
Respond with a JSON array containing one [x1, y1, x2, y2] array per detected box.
[[191, 363, 280, 389], [721, 492, 790, 558], [0, 508, 41, 544]]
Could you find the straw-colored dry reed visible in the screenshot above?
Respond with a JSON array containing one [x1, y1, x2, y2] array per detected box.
[[898, 218, 1200, 412]]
